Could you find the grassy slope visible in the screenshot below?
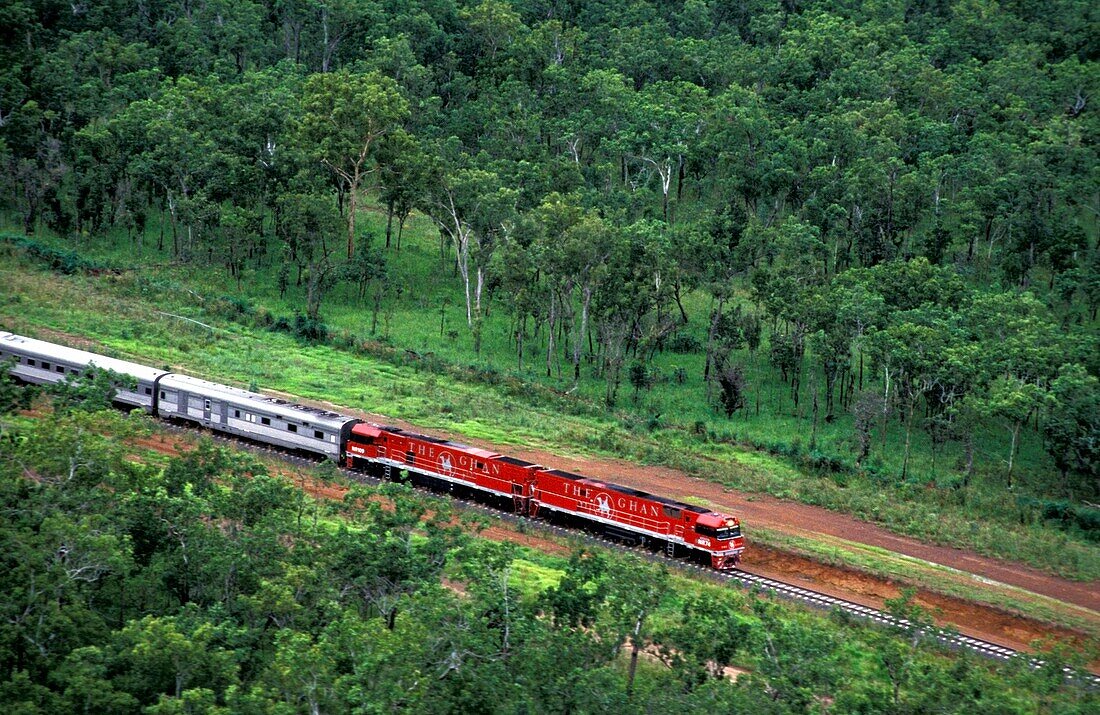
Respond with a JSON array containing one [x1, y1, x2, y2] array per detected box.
[[9, 207, 1061, 486], [0, 215, 1096, 585]]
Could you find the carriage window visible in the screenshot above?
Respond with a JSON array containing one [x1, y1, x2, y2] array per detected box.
[[287, 424, 297, 433], [26, 359, 35, 366], [58, 366, 68, 373], [145, 388, 152, 395], [260, 417, 270, 425], [695, 525, 717, 538], [314, 430, 324, 440], [234, 409, 240, 418], [41, 362, 49, 370]]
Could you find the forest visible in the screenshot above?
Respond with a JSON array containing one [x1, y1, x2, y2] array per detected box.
[[0, 0, 1098, 711], [2, 0, 1098, 489], [1, 0, 1096, 510]]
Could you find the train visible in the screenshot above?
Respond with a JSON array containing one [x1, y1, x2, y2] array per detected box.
[[0, 331, 745, 569]]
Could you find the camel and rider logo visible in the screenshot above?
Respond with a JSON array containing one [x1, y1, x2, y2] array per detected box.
[[594, 493, 613, 516], [439, 453, 454, 475]]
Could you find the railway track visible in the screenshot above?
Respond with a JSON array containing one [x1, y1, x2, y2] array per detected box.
[[175, 426, 1099, 686]]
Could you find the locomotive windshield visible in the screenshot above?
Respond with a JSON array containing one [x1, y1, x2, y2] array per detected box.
[[716, 525, 741, 540]]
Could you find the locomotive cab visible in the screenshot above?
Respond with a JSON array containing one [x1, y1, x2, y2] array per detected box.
[[346, 423, 385, 467], [693, 513, 745, 569], [714, 518, 741, 541]]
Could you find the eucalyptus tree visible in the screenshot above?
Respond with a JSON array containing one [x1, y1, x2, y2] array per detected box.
[[620, 80, 708, 222], [110, 77, 221, 258], [276, 191, 344, 320], [419, 146, 518, 355], [1044, 364, 1100, 498], [300, 69, 409, 259], [531, 193, 617, 382], [867, 309, 958, 479], [376, 127, 430, 250]]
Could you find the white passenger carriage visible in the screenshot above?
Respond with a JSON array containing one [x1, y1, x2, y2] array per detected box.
[[0, 331, 166, 409], [0, 331, 358, 460], [155, 374, 358, 460]]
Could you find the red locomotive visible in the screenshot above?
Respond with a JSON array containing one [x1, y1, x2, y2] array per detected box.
[[346, 422, 745, 569]]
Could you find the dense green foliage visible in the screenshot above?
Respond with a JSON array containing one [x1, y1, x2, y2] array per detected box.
[[0, 3, 1096, 545], [0, 406, 1095, 713]]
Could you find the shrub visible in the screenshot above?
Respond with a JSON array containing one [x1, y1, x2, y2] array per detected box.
[[1017, 498, 1100, 542], [293, 314, 329, 343], [0, 234, 104, 274], [666, 332, 702, 353]]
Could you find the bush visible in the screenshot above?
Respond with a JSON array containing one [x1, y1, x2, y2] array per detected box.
[[0, 234, 104, 274], [268, 313, 328, 344], [293, 314, 329, 343], [666, 332, 702, 354], [1017, 498, 1100, 542]]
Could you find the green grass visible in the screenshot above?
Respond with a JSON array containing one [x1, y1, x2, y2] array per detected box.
[[1, 217, 1098, 583]]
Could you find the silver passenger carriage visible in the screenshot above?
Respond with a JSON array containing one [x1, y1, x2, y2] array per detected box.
[[0, 331, 359, 461], [0, 331, 166, 409], [155, 374, 358, 460]]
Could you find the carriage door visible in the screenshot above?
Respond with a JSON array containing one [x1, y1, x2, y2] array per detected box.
[[203, 398, 212, 423]]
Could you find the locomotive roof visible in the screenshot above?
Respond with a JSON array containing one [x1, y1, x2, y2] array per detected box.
[[159, 373, 356, 428], [496, 455, 540, 467], [542, 468, 707, 513], [372, 425, 500, 458], [0, 331, 166, 383], [352, 423, 385, 438]]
